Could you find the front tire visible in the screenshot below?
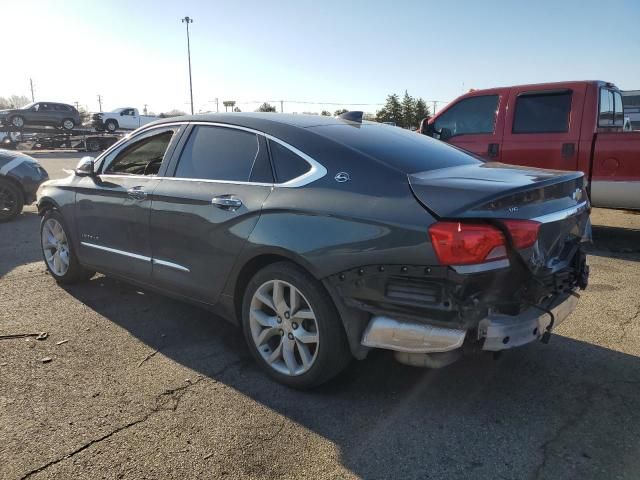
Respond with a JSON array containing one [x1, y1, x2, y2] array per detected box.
[[0, 178, 24, 222], [242, 262, 351, 389], [40, 210, 95, 284], [105, 120, 118, 132]]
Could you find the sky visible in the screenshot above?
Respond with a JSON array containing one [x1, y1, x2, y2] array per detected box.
[[1, 0, 639, 115]]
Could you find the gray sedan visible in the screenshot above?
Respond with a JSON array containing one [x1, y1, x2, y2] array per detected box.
[[0, 149, 49, 222]]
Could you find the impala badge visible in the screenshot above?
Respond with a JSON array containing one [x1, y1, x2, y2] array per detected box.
[[334, 172, 350, 183]]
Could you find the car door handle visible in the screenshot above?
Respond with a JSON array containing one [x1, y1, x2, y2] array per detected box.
[[211, 195, 242, 211], [127, 186, 147, 201]]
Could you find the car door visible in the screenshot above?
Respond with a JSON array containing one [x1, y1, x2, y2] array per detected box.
[[500, 85, 585, 171], [432, 93, 504, 160], [38, 103, 55, 125], [590, 87, 640, 208], [75, 125, 184, 280], [148, 123, 274, 304]]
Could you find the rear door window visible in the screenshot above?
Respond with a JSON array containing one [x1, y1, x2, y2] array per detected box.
[[268, 140, 311, 183], [433, 95, 499, 137], [174, 126, 270, 182], [513, 91, 572, 133]]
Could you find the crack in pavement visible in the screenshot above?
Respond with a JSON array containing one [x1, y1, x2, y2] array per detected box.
[[18, 359, 244, 480], [618, 305, 640, 342], [530, 378, 640, 480]]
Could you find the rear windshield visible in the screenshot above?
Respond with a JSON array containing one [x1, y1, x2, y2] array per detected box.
[[308, 123, 481, 173]]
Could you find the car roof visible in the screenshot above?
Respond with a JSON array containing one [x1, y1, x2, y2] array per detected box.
[[150, 112, 350, 130], [144, 113, 480, 175], [457, 80, 613, 97]]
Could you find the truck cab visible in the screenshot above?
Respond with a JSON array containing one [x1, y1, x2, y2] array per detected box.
[[424, 81, 640, 210]]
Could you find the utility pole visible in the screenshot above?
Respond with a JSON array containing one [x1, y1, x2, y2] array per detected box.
[[215, 97, 219, 113], [29, 78, 35, 102], [181, 16, 194, 115], [432, 100, 437, 115], [74, 101, 80, 110], [97, 94, 103, 112], [143, 104, 148, 115], [280, 100, 284, 113]]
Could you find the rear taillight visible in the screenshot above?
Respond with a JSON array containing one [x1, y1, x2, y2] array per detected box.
[[429, 222, 506, 265], [428, 220, 540, 266], [501, 220, 540, 249]]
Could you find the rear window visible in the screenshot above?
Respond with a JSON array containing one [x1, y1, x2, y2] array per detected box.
[[269, 140, 311, 182], [513, 91, 572, 133], [308, 123, 481, 174]]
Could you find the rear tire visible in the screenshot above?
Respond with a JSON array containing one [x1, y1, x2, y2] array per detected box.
[[61, 118, 75, 130], [241, 261, 352, 389], [105, 120, 118, 132], [40, 210, 95, 284], [10, 115, 25, 128], [0, 178, 24, 222]]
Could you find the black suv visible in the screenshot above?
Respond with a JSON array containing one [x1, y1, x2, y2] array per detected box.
[[0, 102, 81, 131]]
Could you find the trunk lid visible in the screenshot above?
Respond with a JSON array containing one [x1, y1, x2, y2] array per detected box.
[[410, 162, 591, 274]]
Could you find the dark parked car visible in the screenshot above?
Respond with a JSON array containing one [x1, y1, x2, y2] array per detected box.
[[0, 149, 49, 221], [36, 113, 590, 388], [0, 102, 81, 131]]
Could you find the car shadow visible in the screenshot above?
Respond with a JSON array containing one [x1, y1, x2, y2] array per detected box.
[[587, 224, 640, 262], [64, 276, 640, 479], [0, 209, 43, 278]]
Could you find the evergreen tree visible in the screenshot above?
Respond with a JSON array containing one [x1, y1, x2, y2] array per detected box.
[[401, 90, 416, 129], [414, 98, 430, 124], [334, 108, 348, 116], [376, 94, 402, 125], [320, 110, 331, 116], [256, 102, 277, 112]]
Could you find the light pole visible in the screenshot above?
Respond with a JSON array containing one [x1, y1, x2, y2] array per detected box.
[[181, 16, 194, 115]]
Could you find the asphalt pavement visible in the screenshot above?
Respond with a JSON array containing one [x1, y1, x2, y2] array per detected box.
[[1, 152, 639, 480]]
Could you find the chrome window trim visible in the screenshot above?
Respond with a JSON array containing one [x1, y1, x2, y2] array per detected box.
[[97, 120, 327, 188], [81, 241, 190, 272], [533, 201, 588, 224]]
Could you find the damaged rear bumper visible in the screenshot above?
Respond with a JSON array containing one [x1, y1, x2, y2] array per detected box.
[[361, 292, 579, 354]]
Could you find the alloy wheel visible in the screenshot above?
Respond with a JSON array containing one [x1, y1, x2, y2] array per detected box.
[[11, 116, 24, 128], [63, 120, 74, 130], [41, 218, 70, 276], [249, 279, 320, 376]]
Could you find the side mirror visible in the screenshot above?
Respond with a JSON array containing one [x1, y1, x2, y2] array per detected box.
[[75, 156, 95, 177], [439, 127, 453, 141]]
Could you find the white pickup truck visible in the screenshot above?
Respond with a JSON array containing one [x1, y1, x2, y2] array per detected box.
[[92, 108, 157, 132]]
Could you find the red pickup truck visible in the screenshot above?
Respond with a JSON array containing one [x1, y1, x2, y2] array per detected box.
[[423, 81, 640, 210]]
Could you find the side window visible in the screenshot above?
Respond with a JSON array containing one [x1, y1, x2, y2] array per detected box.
[[613, 91, 624, 127], [269, 140, 311, 183], [40, 103, 51, 111], [32, 104, 40, 111], [174, 126, 261, 182], [599, 88, 614, 126], [513, 91, 572, 133], [433, 95, 499, 137], [103, 130, 174, 176]]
